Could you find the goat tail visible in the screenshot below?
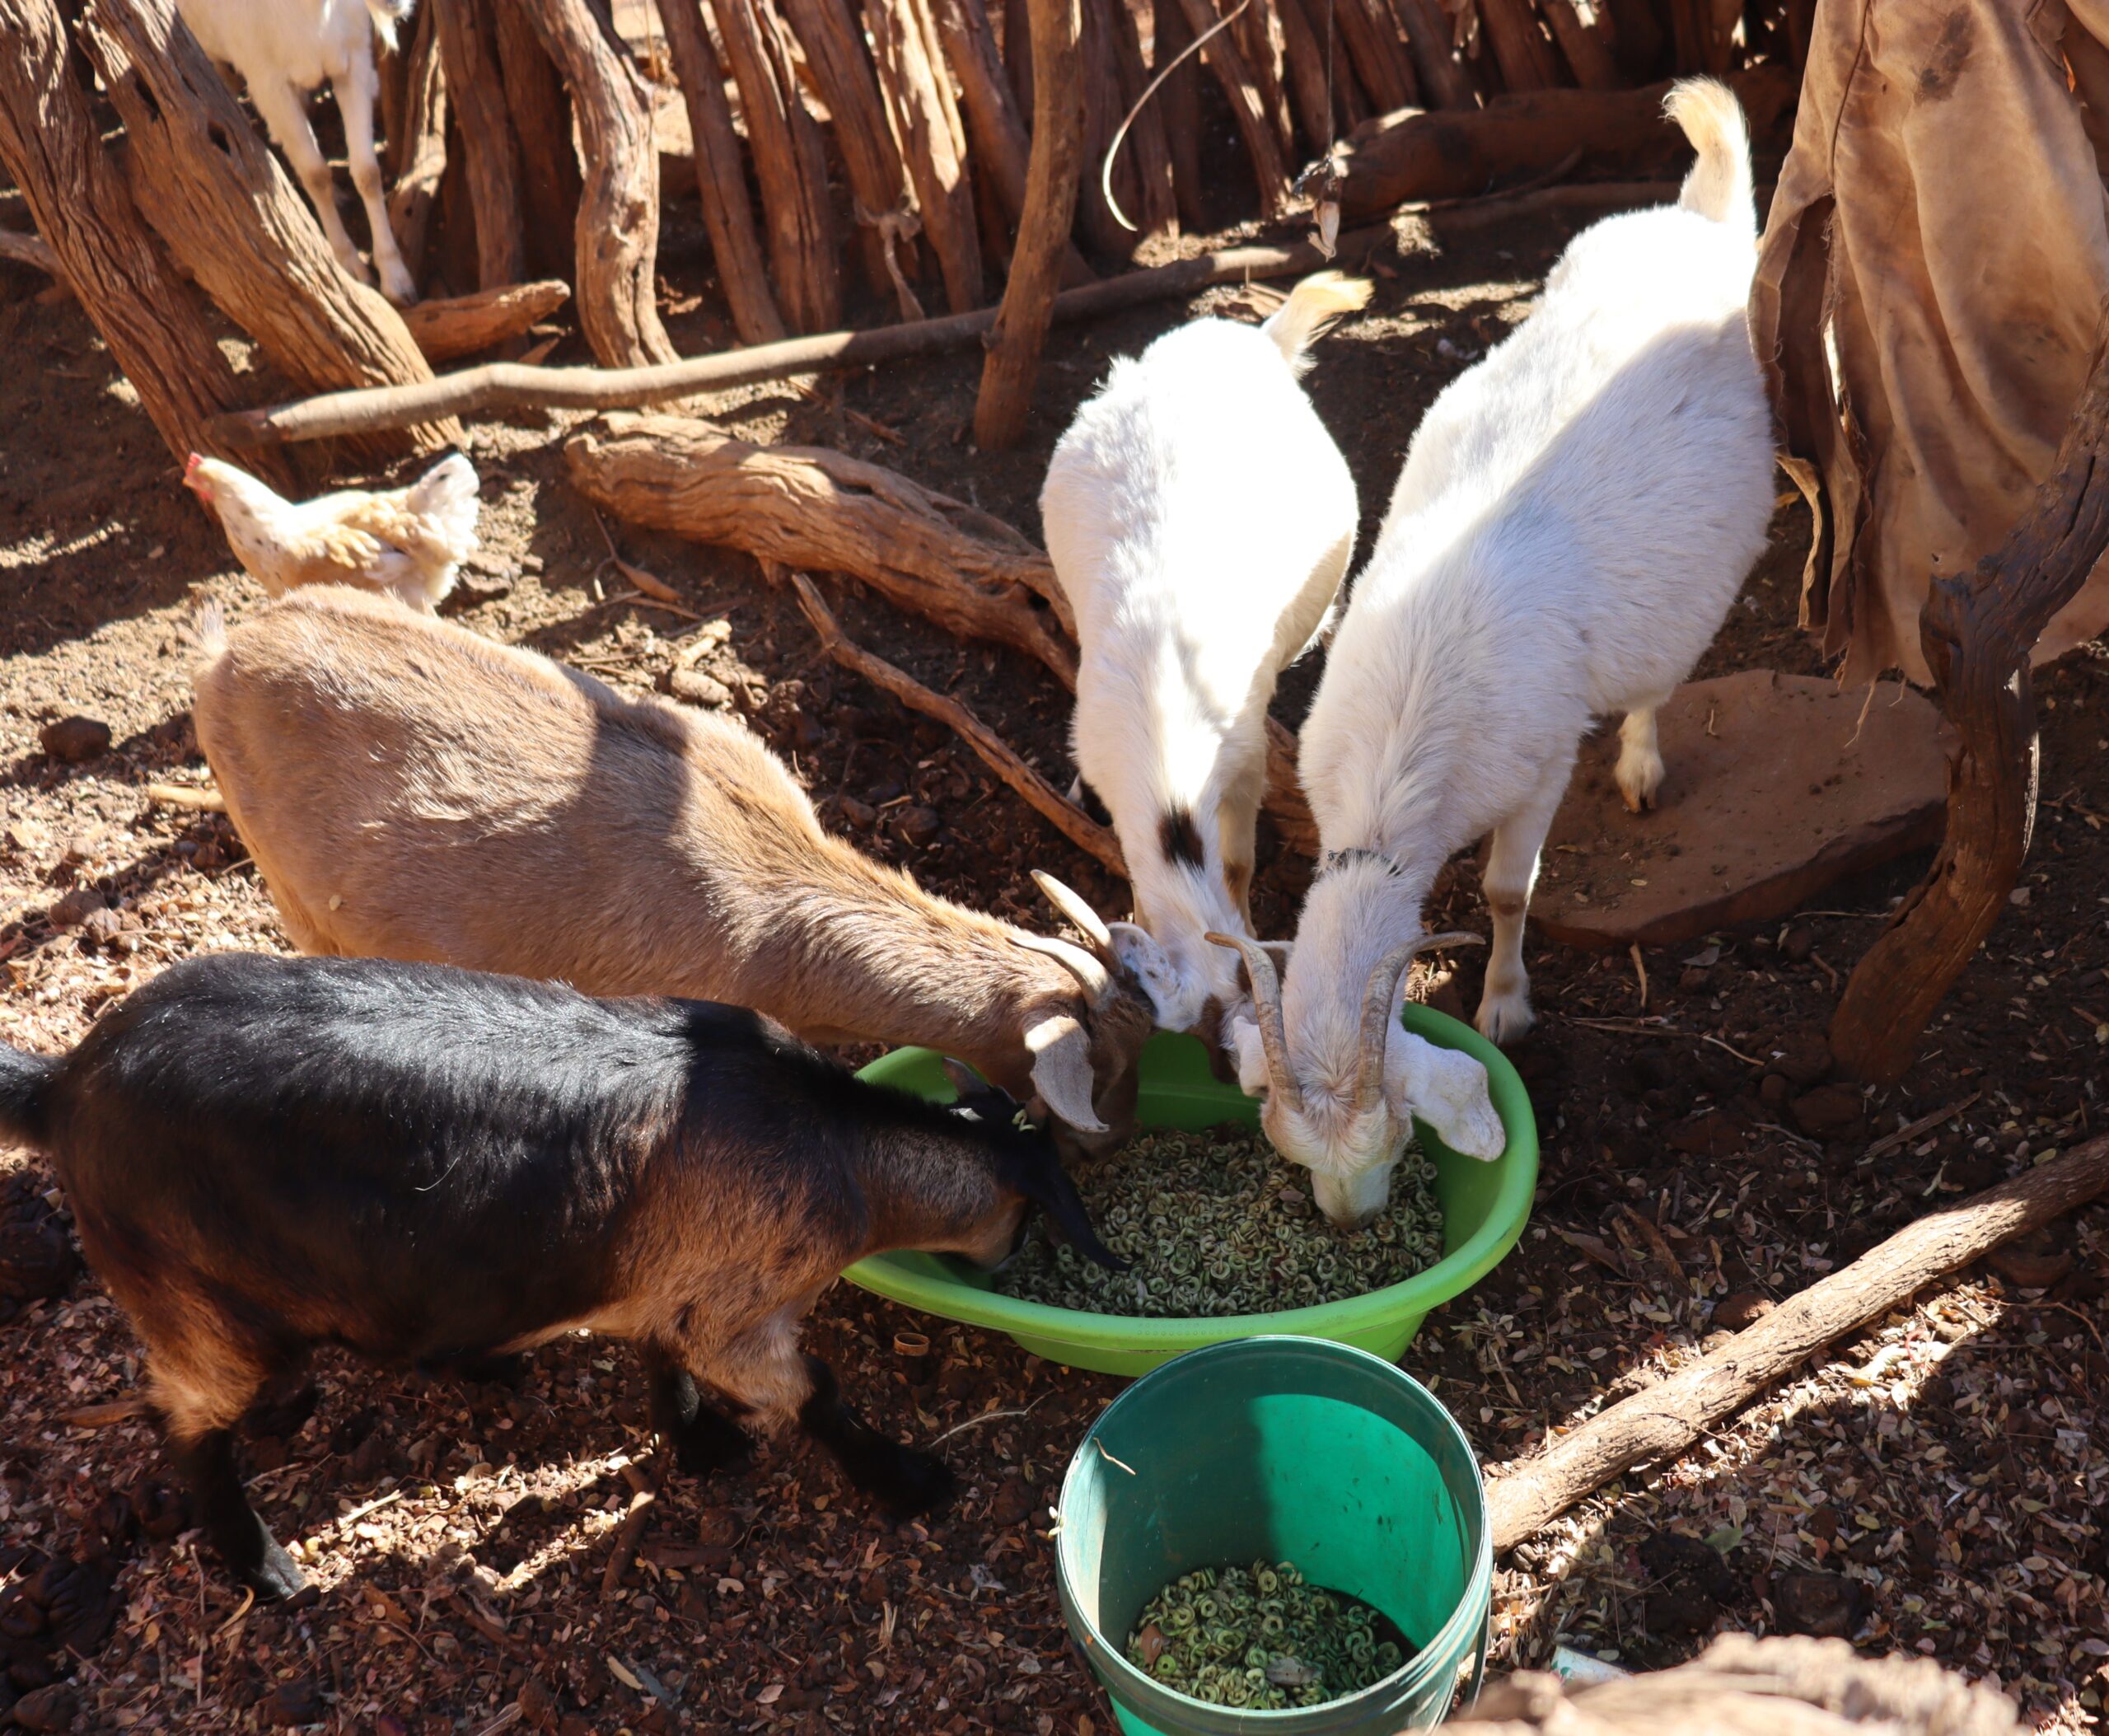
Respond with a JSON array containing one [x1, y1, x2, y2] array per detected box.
[[364, 0, 416, 52], [190, 599, 227, 668], [0, 1044, 56, 1149], [1665, 77, 1755, 236], [1261, 271, 1374, 378]]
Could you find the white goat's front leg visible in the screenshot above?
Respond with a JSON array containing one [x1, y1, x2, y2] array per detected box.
[[247, 77, 370, 285], [1615, 698, 1670, 814], [1217, 748, 1266, 927], [333, 66, 417, 305], [1476, 757, 1572, 1045]]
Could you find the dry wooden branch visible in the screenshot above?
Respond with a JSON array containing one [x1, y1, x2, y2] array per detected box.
[[1484, 1132, 2109, 1550], [0, 0, 274, 480], [1228, 0, 1296, 162], [1105, 0, 1179, 236], [601, 1490, 656, 1598], [565, 413, 1077, 678], [1540, 0, 1619, 87], [399, 279, 569, 362], [1831, 307, 2109, 1082], [435, 0, 526, 290], [1333, 0, 1418, 115], [1475, 0, 1560, 90], [779, 0, 919, 302], [492, 2, 582, 281], [1151, 0, 1209, 228], [867, 0, 984, 311], [713, 0, 841, 333], [1273, 0, 1344, 149], [1171, 0, 1291, 215], [521, 0, 676, 367], [1339, 63, 1794, 216], [385, 0, 447, 283], [1456, 1633, 2025, 1736], [1390, 0, 1480, 107], [660, 0, 788, 343], [79, 0, 453, 463], [1076, 0, 1142, 253], [1599, 0, 1665, 79], [790, 571, 1127, 874], [210, 225, 1393, 447]]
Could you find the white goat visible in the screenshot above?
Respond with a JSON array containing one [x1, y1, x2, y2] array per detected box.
[[1221, 79, 1775, 1227], [177, 0, 419, 304], [1042, 272, 1371, 1041]]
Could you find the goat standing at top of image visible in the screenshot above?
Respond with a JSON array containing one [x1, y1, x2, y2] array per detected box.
[[175, 0, 419, 303], [1225, 78, 1777, 1227]]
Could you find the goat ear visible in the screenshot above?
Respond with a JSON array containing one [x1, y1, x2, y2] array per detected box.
[[1107, 922, 1185, 1027], [939, 1057, 984, 1101], [1012, 1149, 1125, 1271], [1024, 1013, 1107, 1134], [1383, 1032, 1505, 1161]]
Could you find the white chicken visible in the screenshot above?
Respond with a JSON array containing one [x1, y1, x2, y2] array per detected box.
[[183, 452, 481, 613]]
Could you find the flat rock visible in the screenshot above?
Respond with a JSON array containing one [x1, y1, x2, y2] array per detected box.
[[1532, 671, 1948, 950]]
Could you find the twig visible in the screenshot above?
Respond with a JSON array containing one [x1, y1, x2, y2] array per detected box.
[[1563, 1015, 1762, 1068], [63, 1393, 152, 1427], [927, 1399, 1039, 1447], [144, 783, 227, 812], [786, 570, 1126, 875], [1860, 1091, 1983, 1165], [601, 1489, 657, 1598], [589, 508, 682, 602], [1629, 943, 1648, 1012], [470, 1706, 524, 1736], [1095, 1439, 1138, 1476], [335, 1489, 404, 1528]]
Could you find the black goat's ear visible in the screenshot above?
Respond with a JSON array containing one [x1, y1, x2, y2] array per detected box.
[[939, 1057, 984, 1102], [1019, 1152, 1125, 1272], [942, 1058, 1035, 1129]]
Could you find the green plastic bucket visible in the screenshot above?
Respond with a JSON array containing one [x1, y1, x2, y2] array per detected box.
[[845, 1013, 1538, 1376], [1054, 1336, 1491, 1736]]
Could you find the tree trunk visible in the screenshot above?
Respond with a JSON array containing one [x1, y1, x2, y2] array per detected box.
[[659, 0, 787, 343], [519, 0, 676, 367], [1167, 0, 1290, 216], [385, 0, 447, 287], [492, 3, 582, 281], [78, 0, 453, 463], [711, 0, 840, 333], [434, 0, 526, 290], [975, 0, 1085, 445], [778, 0, 919, 300], [867, 0, 984, 311], [1152, 0, 1207, 228], [1389, 0, 1482, 108], [1831, 311, 2109, 1083], [0, 0, 279, 483], [1541, 0, 1618, 87]]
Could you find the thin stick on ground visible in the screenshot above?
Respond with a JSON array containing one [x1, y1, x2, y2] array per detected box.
[[1484, 1131, 2109, 1551], [787, 569, 1126, 876]]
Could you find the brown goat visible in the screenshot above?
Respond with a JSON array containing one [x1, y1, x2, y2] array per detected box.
[[192, 587, 1155, 1148]]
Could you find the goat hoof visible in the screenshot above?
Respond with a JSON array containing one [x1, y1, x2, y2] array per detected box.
[[1475, 991, 1536, 1046], [869, 1447, 958, 1520], [244, 1540, 309, 1603]]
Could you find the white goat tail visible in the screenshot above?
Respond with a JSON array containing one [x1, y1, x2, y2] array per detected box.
[[192, 599, 228, 662], [1665, 77, 1755, 236], [1261, 272, 1374, 377]]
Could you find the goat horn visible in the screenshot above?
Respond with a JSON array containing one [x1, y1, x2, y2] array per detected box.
[[1353, 930, 1486, 1113], [1012, 931, 1110, 997], [1205, 931, 1302, 1114], [1031, 870, 1116, 957]]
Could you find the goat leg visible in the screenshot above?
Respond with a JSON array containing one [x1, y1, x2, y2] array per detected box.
[[797, 1354, 957, 1517], [165, 1424, 306, 1600], [643, 1345, 755, 1476]]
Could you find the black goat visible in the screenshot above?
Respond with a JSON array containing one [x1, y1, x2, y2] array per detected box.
[[0, 952, 1115, 1598]]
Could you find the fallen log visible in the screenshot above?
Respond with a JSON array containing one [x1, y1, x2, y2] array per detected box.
[[399, 278, 569, 362], [0, 0, 276, 483], [1455, 1634, 2024, 1736], [384, 0, 447, 283], [1339, 63, 1795, 217], [789, 570, 1126, 874], [491, 2, 582, 281], [434, 0, 525, 291], [210, 225, 1391, 448], [79, 0, 455, 462], [1484, 1130, 2109, 1551], [521, 0, 676, 367], [867, 0, 984, 311], [660, 0, 788, 342], [564, 412, 1078, 680], [1831, 305, 2109, 1083]]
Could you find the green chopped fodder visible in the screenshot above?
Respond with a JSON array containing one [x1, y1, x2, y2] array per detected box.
[[993, 1123, 1443, 1317], [1126, 1560, 1415, 1710]]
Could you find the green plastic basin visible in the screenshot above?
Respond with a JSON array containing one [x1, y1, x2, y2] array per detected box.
[[844, 1004, 1538, 1376]]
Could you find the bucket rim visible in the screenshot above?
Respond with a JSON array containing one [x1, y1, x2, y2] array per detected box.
[[1054, 1335, 1494, 1729]]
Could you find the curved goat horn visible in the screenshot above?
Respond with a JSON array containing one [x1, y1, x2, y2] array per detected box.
[[1205, 931, 1302, 1113], [1012, 932, 1110, 998], [1353, 930, 1486, 1113], [1032, 870, 1116, 957]]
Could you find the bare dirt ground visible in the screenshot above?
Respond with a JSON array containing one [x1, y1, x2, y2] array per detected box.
[[3, 182, 2107, 1735]]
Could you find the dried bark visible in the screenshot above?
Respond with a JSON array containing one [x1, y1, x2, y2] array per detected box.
[[1541, 0, 1619, 87], [213, 225, 1393, 448], [713, 0, 840, 333], [399, 278, 570, 362], [778, 0, 920, 301], [1167, 0, 1290, 216], [1151, 0, 1208, 227], [0, 0, 277, 482], [1484, 1132, 2109, 1549], [492, 3, 583, 280], [1831, 310, 2109, 1082], [1338, 63, 1794, 216], [1389, 0, 1481, 108], [566, 414, 1078, 679], [520, 0, 676, 366], [658, 0, 787, 343], [78, 0, 453, 463], [1475, 0, 1560, 91], [867, 0, 984, 311], [384, 0, 447, 287], [975, 0, 1084, 444], [434, 0, 526, 290]]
